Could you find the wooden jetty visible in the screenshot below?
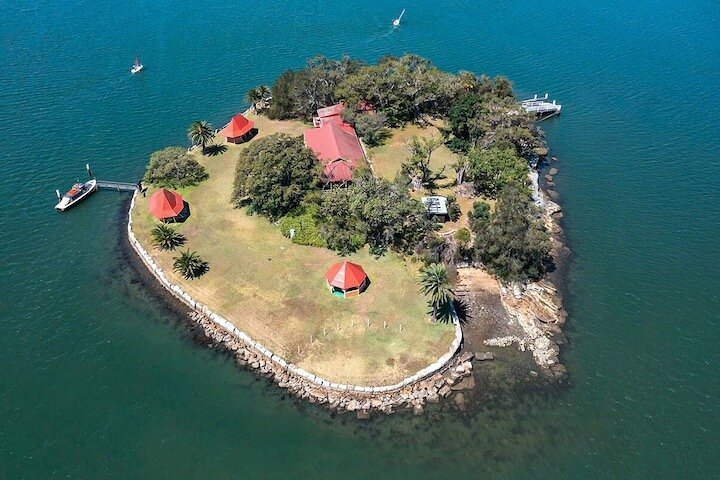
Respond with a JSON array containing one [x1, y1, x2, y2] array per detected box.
[[96, 180, 138, 192]]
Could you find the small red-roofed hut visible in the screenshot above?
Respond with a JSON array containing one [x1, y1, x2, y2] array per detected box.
[[219, 113, 255, 144], [148, 188, 186, 222], [325, 260, 369, 298]]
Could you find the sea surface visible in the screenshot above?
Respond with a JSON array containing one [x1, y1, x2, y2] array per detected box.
[[1, 0, 718, 478]]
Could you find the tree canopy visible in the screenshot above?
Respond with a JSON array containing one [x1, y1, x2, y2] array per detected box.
[[467, 147, 530, 197], [232, 134, 320, 220], [143, 147, 209, 188], [473, 183, 551, 282]]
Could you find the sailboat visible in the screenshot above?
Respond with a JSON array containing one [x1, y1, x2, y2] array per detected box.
[[130, 51, 144, 74], [392, 9, 405, 27]]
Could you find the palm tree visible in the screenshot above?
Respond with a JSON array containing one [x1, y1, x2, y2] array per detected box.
[[245, 85, 271, 111], [187, 120, 214, 153], [173, 250, 209, 280], [150, 224, 186, 251], [419, 263, 456, 323]]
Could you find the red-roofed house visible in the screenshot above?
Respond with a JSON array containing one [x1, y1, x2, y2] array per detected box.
[[219, 113, 255, 144], [304, 104, 366, 184]]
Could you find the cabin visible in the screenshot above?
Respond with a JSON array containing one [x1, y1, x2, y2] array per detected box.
[[304, 104, 365, 184], [219, 113, 256, 144], [421, 196, 448, 221]]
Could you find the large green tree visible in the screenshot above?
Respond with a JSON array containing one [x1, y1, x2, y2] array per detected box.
[[474, 183, 551, 282], [419, 262, 456, 323], [143, 147, 209, 188], [187, 120, 214, 153], [467, 147, 529, 197], [232, 134, 320, 220], [401, 136, 442, 190]]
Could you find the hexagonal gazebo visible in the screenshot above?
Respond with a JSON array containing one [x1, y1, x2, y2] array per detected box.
[[325, 260, 369, 298]]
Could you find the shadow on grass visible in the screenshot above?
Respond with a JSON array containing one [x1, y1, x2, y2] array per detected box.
[[204, 144, 228, 156]]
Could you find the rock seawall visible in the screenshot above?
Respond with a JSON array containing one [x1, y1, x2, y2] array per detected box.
[[126, 190, 464, 416]]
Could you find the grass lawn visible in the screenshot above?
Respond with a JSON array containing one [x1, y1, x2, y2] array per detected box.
[[131, 113, 455, 385], [367, 121, 459, 187]]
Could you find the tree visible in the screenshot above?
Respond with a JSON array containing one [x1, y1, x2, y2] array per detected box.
[[143, 147, 209, 188], [402, 136, 442, 190], [466, 147, 529, 197], [468, 200, 490, 233], [266, 70, 298, 119], [419, 263, 456, 323], [172, 250, 209, 280], [187, 120, 214, 153], [245, 86, 263, 110], [232, 134, 320, 220], [354, 112, 388, 147], [150, 224, 186, 251], [452, 156, 468, 185], [474, 183, 551, 282]]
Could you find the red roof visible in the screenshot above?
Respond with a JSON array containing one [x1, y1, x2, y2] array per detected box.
[[303, 122, 364, 165], [317, 103, 345, 119], [148, 188, 184, 219], [325, 260, 368, 290], [219, 114, 254, 138], [323, 159, 354, 183]]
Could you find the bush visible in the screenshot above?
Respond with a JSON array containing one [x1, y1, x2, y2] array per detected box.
[[143, 147, 208, 188], [278, 213, 327, 248], [454, 228, 471, 245], [468, 200, 490, 233]]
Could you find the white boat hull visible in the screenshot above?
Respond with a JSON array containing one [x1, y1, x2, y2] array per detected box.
[[55, 179, 97, 211], [131, 64, 144, 74]]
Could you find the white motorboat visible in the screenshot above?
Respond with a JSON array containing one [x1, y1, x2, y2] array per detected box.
[[521, 94, 562, 116], [392, 9, 405, 27], [130, 52, 144, 74], [55, 178, 97, 211]]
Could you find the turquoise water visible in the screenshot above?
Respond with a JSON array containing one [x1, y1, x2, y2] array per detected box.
[[1, 0, 719, 478]]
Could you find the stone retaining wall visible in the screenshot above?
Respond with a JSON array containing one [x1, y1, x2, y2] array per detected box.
[[127, 190, 464, 411]]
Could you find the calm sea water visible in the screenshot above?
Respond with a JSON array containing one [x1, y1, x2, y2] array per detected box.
[[1, 0, 718, 478]]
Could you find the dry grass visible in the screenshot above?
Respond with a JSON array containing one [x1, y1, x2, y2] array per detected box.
[[131, 112, 454, 385], [367, 120, 459, 186]]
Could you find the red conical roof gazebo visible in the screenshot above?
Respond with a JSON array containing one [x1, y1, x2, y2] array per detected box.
[[219, 113, 255, 144], [325, 260, 369, 298], [148, 187, 185, 222]]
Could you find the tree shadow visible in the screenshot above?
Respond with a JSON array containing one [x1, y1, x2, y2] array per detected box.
[[453, 298, 470, 325], [204, 144, 228, 156]]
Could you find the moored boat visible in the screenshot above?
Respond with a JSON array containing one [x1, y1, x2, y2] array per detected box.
[[55, 179, 97, 211]]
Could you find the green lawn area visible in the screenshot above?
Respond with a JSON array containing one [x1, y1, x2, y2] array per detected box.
[[367, 121, 459, 186], [131, 113, 454, 385]]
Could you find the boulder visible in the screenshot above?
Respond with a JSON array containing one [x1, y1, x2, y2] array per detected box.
[[548, 167, 558, 176], [413, 404, 424, 416], [459, 351, 475, 363], [356, 410, 370, 420], [427, 393, 440, 404], [544, 174, 554, 182], [475, 351, 495, 361], [439, 385, 452, 398]]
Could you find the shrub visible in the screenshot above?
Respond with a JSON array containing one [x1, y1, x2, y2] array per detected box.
[[279, 214, 327, 248], [143, 147, 209, 188], [468, 200, 490, 233], [454, 228, 471, 245]]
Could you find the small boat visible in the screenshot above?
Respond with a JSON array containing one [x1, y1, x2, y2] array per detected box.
[[130, 52, 144, 74], [521, 93, 562, 117], [55, 178, 97, 211], [392, 9, 405, 27]]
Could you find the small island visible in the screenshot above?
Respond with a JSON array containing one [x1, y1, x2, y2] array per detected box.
[[128, 54, 566, 415]]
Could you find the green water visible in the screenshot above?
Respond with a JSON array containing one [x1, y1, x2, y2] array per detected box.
[[1, 0, 718, 478]]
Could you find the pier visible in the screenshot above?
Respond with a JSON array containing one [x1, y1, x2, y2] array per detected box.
[[96, 180, 139, 192]]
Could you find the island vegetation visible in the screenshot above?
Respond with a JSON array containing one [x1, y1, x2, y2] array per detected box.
[[131, 53, 554, 385]]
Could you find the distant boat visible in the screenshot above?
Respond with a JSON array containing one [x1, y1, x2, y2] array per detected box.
[[130, 52, 144, 74], [55, 179, 97, 211], [392, 9, 405, 27]]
